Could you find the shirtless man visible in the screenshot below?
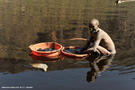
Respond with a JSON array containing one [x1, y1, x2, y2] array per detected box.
[[80, 19, 116, 55]]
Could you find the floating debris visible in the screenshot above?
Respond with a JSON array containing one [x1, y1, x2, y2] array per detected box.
[[31, 63, 48, 72]]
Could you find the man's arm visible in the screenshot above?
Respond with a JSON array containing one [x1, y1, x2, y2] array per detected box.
[[80, 40, 91, 51], [93, 33, 101, 51], [87, 32, 102, 52]]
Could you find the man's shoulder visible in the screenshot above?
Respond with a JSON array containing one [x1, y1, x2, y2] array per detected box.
[[99, 28, 104, 32], [99, 28, 107, 34], [98, 28, 104, 34]]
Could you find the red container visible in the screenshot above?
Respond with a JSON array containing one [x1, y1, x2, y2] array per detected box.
[[61, 46, 88, 58], [29, 42, 63, 58], [29, 53, 64, 62]]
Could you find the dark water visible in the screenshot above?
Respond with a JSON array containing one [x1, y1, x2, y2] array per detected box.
[[0, 0, 135, 90]]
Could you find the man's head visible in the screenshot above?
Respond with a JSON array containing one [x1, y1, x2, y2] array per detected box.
[[89, 19, 99, 31]]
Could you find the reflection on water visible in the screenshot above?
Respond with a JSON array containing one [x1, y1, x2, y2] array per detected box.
[[87, 55, 114, 83], [0, 0, 135, 89], [0, 57, 32, 74]]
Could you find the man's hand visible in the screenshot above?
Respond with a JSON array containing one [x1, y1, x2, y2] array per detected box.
[[87, 48, 94, 51], [83, 48, 100, 55], [83, 48, 94, 53]]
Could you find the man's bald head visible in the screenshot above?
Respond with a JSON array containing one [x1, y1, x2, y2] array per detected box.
[[89, 19, 99, 31], [90, 19, 99, 26]]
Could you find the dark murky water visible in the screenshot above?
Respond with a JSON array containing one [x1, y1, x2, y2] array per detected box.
[[0, 0, 135, 90]]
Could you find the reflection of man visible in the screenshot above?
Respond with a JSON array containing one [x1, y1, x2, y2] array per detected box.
[[81, 19, 116, 55], [86, 55, 115, 83]]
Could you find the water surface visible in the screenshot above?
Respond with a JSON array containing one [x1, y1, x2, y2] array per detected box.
[[0, 0, 135, 90]]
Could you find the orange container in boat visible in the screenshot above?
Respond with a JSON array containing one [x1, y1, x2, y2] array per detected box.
[[29, 42, 63, 58], [61, 46, 88, 58]]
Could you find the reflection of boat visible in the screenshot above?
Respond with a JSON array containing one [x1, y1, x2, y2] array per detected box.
[[29, 42, 63, 58], [61, 46, 88, 59], [63, 55, 87, 60], [30, 53, 64, 62]]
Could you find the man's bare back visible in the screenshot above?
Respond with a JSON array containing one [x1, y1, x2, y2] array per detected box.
[[94, 29, 116, 54]]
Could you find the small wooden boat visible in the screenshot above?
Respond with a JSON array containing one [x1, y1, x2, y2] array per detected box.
[[61, 46, 88, 58], [29, 42, 63, 58]]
